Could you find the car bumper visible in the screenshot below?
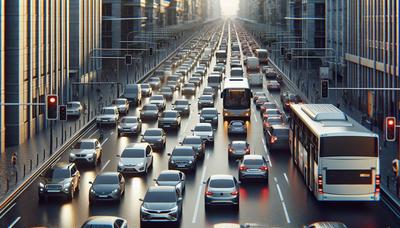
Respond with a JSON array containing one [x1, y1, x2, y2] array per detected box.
[[69, 157, 96, 164], [90, 193, 120, 202], [118, 166, 146, 173], [97, 120, 117, 124], [118, 128, 139, 134], [140, 212, 179, 222], [205, 196, 239, 205], [158, 123, 179, 129], [239, 170, 268, 180], [169, 163, 195, 171], [200, 119, 218, 125]]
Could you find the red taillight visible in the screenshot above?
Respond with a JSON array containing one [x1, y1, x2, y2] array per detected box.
[[240, 164, 248, 171], [263, 122, 269, 128], [228, 148, 233, 153], [231, 190, 238, 196], [375, 175, 380, 193], [270, 136, 277, 144], [260, 166, 268, 171], [245, 148, 250, 154], [206, 191, 213, 196], [318, 175, 323, 194], [263, 114, 269, 118]]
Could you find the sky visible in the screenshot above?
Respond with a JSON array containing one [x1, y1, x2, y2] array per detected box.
[[220, 0, 239, 16]]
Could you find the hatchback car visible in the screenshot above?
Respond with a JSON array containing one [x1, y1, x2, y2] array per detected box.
[[260, 102, 278, 114], [199, 108, 219, 126], [141, 128, 166, 150], [198, 95, 214, 109], [262, 109, 282, 119], [182, 83, 196, 95], [180, 135, 205, 158], [66, 101, 83, 118], [158, 110, 181, 130], [172, 99, 190, 116], [140, 104, 160, 120], [88, 172, 125, 204], [228, 120, 247, 135], [112, 98, 129, 115], [140, 186, 183, 224], [81, 216, 128, 228], [192, 123, 215, 143], [262, 116, 284, 132], [117, 116, 142, 136], [160, 86, 174, 100], [168, 146, 198, 172], [97, 106, 119, 126], [69, 139, 102, 167], [117, 143, 153, 174], [189, 77, 202, 87], [239, 155, 269, 182], [228, 141, 250, 159], [149, 95, 166, 111], [204, 174, 240, 209], [154, 170, 186, 195], [265, 125, 290, 151]]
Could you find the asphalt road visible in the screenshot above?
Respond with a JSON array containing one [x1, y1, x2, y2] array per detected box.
[[1, 21, 399, 228]]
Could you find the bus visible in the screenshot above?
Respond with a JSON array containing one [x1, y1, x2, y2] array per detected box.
[[216, 50, 227, 64], [289, 104, 380, 201], [255, 49, 268, 64], [220, 78, 252, 121]]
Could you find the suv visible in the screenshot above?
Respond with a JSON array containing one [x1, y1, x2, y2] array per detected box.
[[38, 162, 80, 201], [117, 143, 154, 174], [122, 84, 142, 106], [69, 139, 102, 167]]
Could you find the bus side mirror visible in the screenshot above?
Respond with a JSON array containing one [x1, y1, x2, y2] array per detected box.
[[220, 92, 223, 99]]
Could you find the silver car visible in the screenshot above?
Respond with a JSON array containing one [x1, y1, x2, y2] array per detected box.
[[192, 123, 215, 143], [117, 116, 142, 136], [66, 101, 83, 117], [149, 95, 166, 111], [112, 98, 129, 115], [81, 216, 128, 228], [238, 155, 269, 182], [198, 95, 214, 109], [97, 107, 119, 126], [204, 174, 240, 209], [140, 104, 159, 120], [228, 120, 247, 135], [154, 170, 186, 195], [159, 86, 174, 100], [117, 143, 153, 174], [69, 139, 102, 167], [140, 83, 153, 97], [172, 99, 190, 116]]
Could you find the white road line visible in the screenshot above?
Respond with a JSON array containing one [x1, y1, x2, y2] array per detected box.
[[284, 173, 289, 185], [100, 160, 111, 172], [206, 153, 210, 160], [276, 183, 284, 201], [253, 112, 258, 122], [89, 129, 99, 138], [282, 202, 291, 224], [0, 203, 16, 219], [192, 166, 207, 224], [110, 131, 114, 135], [101, 137, 109, 146], [274, 177, 278, 183], [8, 216, 21, 228]]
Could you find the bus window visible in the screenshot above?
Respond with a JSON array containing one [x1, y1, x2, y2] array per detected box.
[[320, 136, 378, 157]]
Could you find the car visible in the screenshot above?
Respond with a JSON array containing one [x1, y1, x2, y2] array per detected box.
[[230, 67, 244, 77], [239, 155, 269, 182], [38, 162, 80, 201], [122, 84, 142, 106], [230, 60, 242, 69], [213, 65, 225, 74], [199, 108, 219, 126], [262, 116, 284, 132], [260, 102, 278, 114], [182, 82, 196, 95], [168, 146, 198, 171], [253, 92, 267, 103], [166, 80, 180, 91], [149, 95, 166, 111], [97, 106, 119, 126], [158, 110, 182, 130], [204, 174, 240, 209], [140, 83, 153, 97], [81, 216, 128, 228], [117, 116, 142, 136], [159, 86, 174, 100], [267, 80, 281, 91], [262, 65, 273, 73], [154, 170, 186, 196], [112, 98, 129, 115], [88, 172, 125, 204], [140, 104, 159, 120], [69, 139, 102, 166], [255, 96, 269, 108], [148, 77, 161, 90], [304, 222, 348, 228], [140, 186, 183, 225], [172, 99, 190, 116], [192, 123, 215, 143], [228, 141, 250, 159], [117, 143, 153, 174], [281, 92, 300, 111], [262, 108, 282, 119], [265, 68, 277, 79], [198, 95, 214, 109], [228, 120, 247, 135], [264, 125, 290, 151], [179, 135, 205, 158], [141, 128, 166, 150], [195, 66, 207, 76], [188, 77, 201, 87], [66, 101, 83, 118]]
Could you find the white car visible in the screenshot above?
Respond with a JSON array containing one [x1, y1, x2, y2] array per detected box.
[[66, 101, 83, 117], [97, 106, 119, 126], [117, 143, 153, 174], [192, 123, 215, 143], [69, 138, 102, 167], [112, 98, 129, 114]]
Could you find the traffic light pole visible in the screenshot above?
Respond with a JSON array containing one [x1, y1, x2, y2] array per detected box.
[[49, 120, 53, 155]]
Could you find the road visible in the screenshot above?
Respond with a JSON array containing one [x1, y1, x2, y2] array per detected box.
[[1, 20, 399, 228]]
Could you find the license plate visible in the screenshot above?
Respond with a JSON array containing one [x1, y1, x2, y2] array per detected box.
[[99, 195, 108, 198], [164, 125, 170, 128], [205, 120, 211, 122], [47, 190, 60, 193], [248, 169, 258, 172]]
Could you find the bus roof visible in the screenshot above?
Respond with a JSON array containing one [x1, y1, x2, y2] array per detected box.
[[223, 78, 250, 90], [290, 104, 377, 138]]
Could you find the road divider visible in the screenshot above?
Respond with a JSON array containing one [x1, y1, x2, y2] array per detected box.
[[192, 165, 207, 224]]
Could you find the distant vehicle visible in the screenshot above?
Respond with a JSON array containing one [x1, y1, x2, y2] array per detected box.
[[140, 104, 159, 120], [255, 96, 269, 109], [148, 77, 162, 89], [81, 216, 128, 228], [246, 57, 260, 73], [117, 116, 142, 136], [168, 146, 198, 171], [141, 128, 166, 150], [154, 170, 186, 196], [149, 95, 166, 111], [182, 82, 196, 95], [230, 60, 242, 69], [262, 109, 282, 119], [97, 107, 119, 126], [265, 68, 277, 79], [263, 116, 284, 132], [158, 110, 182, 130], [265, 124, 290, 151], [188, 77, 202, 87], [180, 136, 205, 158], [159, 86, 174, 100], [140, 83, 153, 97], [216, 50, 227, 63], [260, 102, 278, 114], [172, 99, 191, 116], [112, 98, 129, 115], [88, 172, 125, 204], [228, 120, 247, 135], [253, 92, 267, 103], [66, 101, 83, 118], [267, 80, 281, 91], [230, 67, 244, 77], [228, 141, 250, 159], [198, 95, 214, 109], [248, 73, 263, 86], [192, 123, 214, 143], [207, 74, 222, 90], [239, 155, 269, 182], [117, 143, 153, 174], [255, 49, 268, 64], [69, 139, 102, 167], [221, 78, 252, 120], [122, 84, 142, 106], [204, 174, 240, 210]]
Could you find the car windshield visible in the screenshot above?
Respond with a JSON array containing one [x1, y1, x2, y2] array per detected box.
[[231, 121, 244, 126], [184, 83, 194, 88], [162, 112, 177, 118], [175, 100, 188, 105], [121, 149, 144, 158], [267, 118, 282, 124], [141, 84, 150, 89], [144, 191, 177, 203], [124, 86, 138, 93], [232, 142, 247, 149], [45, 169, 70, 179], [67, 103, 80, 108], [144, 130, 162, 136], [161, 88, 171, 92], [199, 96, 212, 101], [143, 105, 157, 111], [203, 88, 214, 93], [74, 141, 95, 149], [201, 109, 217, 115], [183, 137, 201, 144], [113, 100, 126, 105], [150, 96, 164, 101], [94, 175, 119, 185], [243, 159, 264, 166], [258, 97, 268, 102], [209, 179, 235, 188], [101, 108, 115, 115], [149, 78, 160, 82], [121, 118, 137, 123], [267, 110, 280, 115], [194, 125, 211, 131], [158, 173, 180, 182], [173, 148, 194, 156]]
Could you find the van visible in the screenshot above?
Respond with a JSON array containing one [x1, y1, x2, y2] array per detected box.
[[122, 84, 142, 106], [246, 57, 260, 73]]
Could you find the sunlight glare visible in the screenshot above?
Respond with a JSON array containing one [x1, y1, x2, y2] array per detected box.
[[220, 0, 239, 16]]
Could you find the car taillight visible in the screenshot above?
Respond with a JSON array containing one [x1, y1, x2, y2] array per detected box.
[[229, 148, 233, 153], [245, 148, 250, 153], [260, 166, 268, 171], [263, 122, 269, 128], [263, 114, 269, 118], [206, 191, 213, 196], [231, 190, 238, 196], [270, 136, 277, 143], [318, 175, 323, 194], [240, 164, 248, 171], [285, 102, 289, 106], [375, 175, 380, 193]]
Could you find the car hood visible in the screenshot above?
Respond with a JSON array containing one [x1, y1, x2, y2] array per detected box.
[[157, 181, 180, 187], [194, 131, 212, 136], [143, 202, 177, 211], [201, 114, 217, 119], [92, 184, 119, 193], [98, 114, 116, 119], [143, 136, 162, 142], [120, 157, 145, 165], [70, 149, 95, 155], [43, 178, 71, 185]]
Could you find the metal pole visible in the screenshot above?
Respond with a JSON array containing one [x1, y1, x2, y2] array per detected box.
[[49, 121, 53, 154]]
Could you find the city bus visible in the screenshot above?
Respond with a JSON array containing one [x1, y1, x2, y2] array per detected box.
[[216, 50, 227, 64], [255, 49, 268, 64], [289, 104, 380, 201], [220, 78, 252, 121]]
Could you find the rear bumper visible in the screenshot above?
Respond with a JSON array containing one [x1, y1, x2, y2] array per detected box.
[[317, 192, 380, 201]]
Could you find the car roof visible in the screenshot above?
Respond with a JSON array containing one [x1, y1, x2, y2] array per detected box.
[[232, 140, 247, 145], [160, 170, 181, 175], [121, 116, 138, 120], [209, 174, 234, 181], [143, 103, 158, 107], [148, 186, 177, 193], [173, 145, 194, 151], [145, 128, 163, 132], [124, 143, 149, 150], [163, 110, 178, 114], [79, 138, 97, 143], [97, 172, 119, 178], [84, 216, 124, 225], [199, 95, 213, 98], [271, 125, 289, 130], [243, 154, 263, 160], [114, 98, 127, 101], [183, 135, 201, 140]]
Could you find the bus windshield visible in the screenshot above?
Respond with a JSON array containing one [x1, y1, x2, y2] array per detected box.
[[223, 89, 250, 109], [320, 136, 378, 157]]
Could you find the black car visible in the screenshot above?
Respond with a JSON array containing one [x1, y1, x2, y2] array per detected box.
[[199, 108, 219, 126], [168, 146, 198, 171], [180, 136, 205, 158], [89, 172, 125, 204], [265, 125, 290, 151], [38, 162, 80, 202], [198, 95, 214, 109], [202, 86, 216, 100], [172, 99, 191, 116], [182, 83, 196, 95], [158, 110, 182, 130], [140, 104, 159, 120], [141, 128, 167, 150]]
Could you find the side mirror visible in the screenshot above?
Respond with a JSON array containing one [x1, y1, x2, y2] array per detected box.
[[139, 198, 144, 202], [167, 153, 171, 156], [116, 154, 121, 157], [178, 197, 183, 201], [153, 178, 157, 182], [89, 181, 93, 185], [202, 181, 206, 184]]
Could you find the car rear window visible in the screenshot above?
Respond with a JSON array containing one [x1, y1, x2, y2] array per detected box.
[[158, 173, 180, 182], [243, 159, 264, 166], [145, 191, 177, 203], [209, 179, 235, 188]]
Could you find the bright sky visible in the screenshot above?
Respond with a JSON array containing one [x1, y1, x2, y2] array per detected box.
[[220, 0, 239, 16]]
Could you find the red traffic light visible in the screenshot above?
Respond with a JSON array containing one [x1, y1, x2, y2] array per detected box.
[[46, 95, 58, 120], [49, 97, 56, 103], [385, 117, 396, 141], [388, 119, 394, 126]]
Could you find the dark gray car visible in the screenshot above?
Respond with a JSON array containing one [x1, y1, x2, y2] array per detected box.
[[141, 128, 166, 150], [182, 83, 196, 95], [198, 95, 214, 109], [172, 99, 190, 116], [265, 125, 289, 151], [180, 136, 205, 158], [228, 141, 250, 159], [199, 108, 219, 126], [168, 146, 197, 171], [117, 116, 142, 136], [140, 104, 159, 120], [149, 95, 166, 111], [88, 172, 125, 204], [158, 110, 181, 130]]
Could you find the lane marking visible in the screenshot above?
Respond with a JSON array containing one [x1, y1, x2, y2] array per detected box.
[[274, 177, 278, 183], [100, 160, 111, 172], [283, 173, 289, 185], [101, 137, 109, 146], [0, 203, 16, 219], [282, 202, 291, 224], [89, 129, 99, 138], [206, 153, 210, 160], [192, 165, 207, 224], [8, 216, 21, 228], [253, 112, 258, 122], [110, 131, 114, 135], [276, 183, 284, 201]]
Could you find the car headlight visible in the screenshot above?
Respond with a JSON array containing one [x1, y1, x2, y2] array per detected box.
[[169, 206, 178, 213], [69, 153, 76, 158], [137, 162, 144, 167], [86, 153, 94, 158], [112, 188, 119, 194], [90, 188, 96, 194], [141, 206, 150, 213], [131, 126, 137, 130], [213, 116, 217, 119], [200, 116, 205, 120], [39, 182, 44, 188], [170, 160, 175, 164], [118, 125, 122, 129], [188, 160, 193, 164], [118, 162, 124, 168]]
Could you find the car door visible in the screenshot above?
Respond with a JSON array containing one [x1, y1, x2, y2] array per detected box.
[[118, 173, 125, 192], [146, 146, 153, 167]]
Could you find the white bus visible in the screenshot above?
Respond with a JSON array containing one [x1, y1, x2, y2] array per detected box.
[[220, 78, 252, 121], [289, 104, 380, 201]]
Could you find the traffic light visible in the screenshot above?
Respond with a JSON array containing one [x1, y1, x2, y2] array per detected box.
[[385, 117, 396, 141], [46, 95, 58, 120], [149, 47, 153, 56], [321, 80, 329, 98], [59, 105, 67, 121], [125, 54, 132, 65], [280, 47, 285, 56]]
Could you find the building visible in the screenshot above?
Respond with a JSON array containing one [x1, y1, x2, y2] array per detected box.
[[238, 0, 261, 22], [1, 0, 70, 147], [346, 0, 399, 127], [301, 0, 325, 49], [69, 0, 103, 99], [264, 0, 288, 25], [166, 0, 184, 25]]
